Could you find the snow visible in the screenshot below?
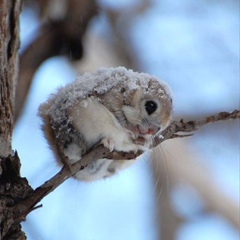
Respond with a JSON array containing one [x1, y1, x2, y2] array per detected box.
[[38, 66, 172, 125]]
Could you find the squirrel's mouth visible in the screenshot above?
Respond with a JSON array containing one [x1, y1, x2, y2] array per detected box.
[[137, 125, 159, 135], [124, 124, 160, 140]]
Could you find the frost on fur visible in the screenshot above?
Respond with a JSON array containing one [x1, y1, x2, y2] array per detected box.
[[38, 66, 172, 125]]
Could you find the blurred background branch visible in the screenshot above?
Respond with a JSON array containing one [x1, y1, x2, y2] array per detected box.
[[14, 0, 97, 124]]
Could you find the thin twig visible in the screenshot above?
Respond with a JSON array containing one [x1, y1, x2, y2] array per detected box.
[[12, 110, 240, 221], [151, 110, 240, 146]]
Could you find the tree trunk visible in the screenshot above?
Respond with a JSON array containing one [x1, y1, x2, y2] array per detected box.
[[0, 1, 33, 239]]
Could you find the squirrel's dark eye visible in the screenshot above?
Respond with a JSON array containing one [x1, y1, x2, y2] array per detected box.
[[145, 101, 158, 115]]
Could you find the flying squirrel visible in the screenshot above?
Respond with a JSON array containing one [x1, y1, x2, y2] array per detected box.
[[38, 67, 173, 181]]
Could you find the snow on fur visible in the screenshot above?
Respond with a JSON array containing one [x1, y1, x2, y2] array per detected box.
[[38, 67, 172, 124]]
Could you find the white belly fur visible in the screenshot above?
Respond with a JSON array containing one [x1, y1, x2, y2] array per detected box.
[[66, 97, 139, 181]]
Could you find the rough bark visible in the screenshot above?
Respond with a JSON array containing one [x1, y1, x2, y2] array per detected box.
[[0, 0, 20, 157], [0, 1, 33, 239]]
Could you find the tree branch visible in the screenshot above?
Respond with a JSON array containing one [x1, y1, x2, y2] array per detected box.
[[0, 1, 32, 239], [150, 110, 240, 146], [11, 110, 240, 222]]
